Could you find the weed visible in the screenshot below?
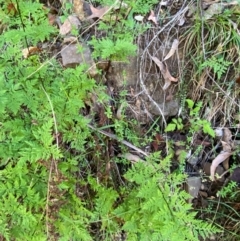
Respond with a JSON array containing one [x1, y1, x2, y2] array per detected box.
[[165, 99, 215, 138]]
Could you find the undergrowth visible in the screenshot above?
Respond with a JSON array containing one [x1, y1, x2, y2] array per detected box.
[[182, 6, 240, 124], [0, 0, 224, 240]]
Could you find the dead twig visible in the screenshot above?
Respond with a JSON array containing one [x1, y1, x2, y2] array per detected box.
[[87, 124, 148, 157]]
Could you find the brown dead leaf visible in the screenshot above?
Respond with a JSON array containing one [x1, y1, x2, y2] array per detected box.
[[59, 15, 81, 35], [87, 5, 109, 20], [210, 151, 232, 181], [148, 10, 158, 25], [151, 133, 164, 151], [151, 56, 178, 90], [48, 13, 57, 25], [22, 46, 41, 58], [193, 139, 211, 147], [221, 141, 231, 170], [164, 39, 179, 61], [221, 140, 232, 153], [7, 2, 17, 15], [222, 128, 232, 145]]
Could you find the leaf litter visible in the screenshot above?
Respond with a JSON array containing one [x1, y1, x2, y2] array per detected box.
[[151, 56, 178, 90]]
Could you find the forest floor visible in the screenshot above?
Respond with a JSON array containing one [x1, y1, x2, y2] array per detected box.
[[1, 0, 240, 240]]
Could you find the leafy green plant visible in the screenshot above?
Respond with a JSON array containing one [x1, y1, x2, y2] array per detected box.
[[200, 56, 232, 81], [186, 99, 215, 138], [181, 5, 240, 125], [165, 99, 215, 138], [165, 117, 183, 132], [115, 154, 219, 240], [84, 153, 220, 241], [89, 0, 155, 62], [0, 0, 97, 239], [90, 37, 137, 61], [217, 181, 238, 199]]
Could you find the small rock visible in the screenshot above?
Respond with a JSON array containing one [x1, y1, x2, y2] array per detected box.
[[59, 15, 81, 36], [149, 99, 179, 117], [106, 56, 138, 88], [61, 43, 97, 76], [186, 176, 201, 200], [230, 167, 240, 185]]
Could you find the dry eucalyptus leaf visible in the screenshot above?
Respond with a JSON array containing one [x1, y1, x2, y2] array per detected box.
[[151, 56, 178, 90], [22, 46, 41, 58], [60, 15, 81, 35], [210, 151, 232, 181], [87, 5, 109, 20], [221, 141, 231, 153], [48, 13, 57, 25], [222, 128, 232, 145], [163, 39, 179, 61], [221, 140, 231, 171], [148, 10, 157, 25]]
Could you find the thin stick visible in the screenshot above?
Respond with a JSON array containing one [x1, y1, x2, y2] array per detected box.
[[87, 124, 148, 157], [41, 84, 59, 237]]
